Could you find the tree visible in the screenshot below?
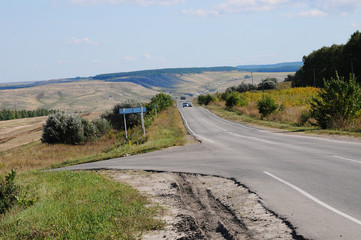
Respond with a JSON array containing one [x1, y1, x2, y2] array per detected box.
[[147, 93, 173, 113], [226, 92, 242, 108], [258, 78, 278, 90], [292, 31, 361, 87], [257, 95, 278, 119], [310, 73, 361, 129], [198, 94, 215, 105], [101, 100, 142, 130]]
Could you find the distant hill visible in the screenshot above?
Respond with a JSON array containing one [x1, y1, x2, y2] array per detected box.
[[236, 62, 303, 72], [0, 66, 238, 91]]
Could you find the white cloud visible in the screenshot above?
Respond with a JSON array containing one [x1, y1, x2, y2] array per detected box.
[[63, 37, 99, 46], [143, 54, 152, 59], [286, 9, 328, 18], [182, 0, 290, 17], [57, 60, 73, 64], [182, 0, 361, 17], [123, 56, 136, 61], [69, 0, 185, 6]]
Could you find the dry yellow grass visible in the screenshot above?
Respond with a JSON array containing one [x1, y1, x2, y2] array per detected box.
[[0, 80, 158, 113], [0, 137, 116, 174], [176, 71, 292, 97], [0, 117, 47, 152]]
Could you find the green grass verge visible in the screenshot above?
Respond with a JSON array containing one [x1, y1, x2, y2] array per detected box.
[[0, 171, 163, 240], [204, 104, 361, 138], [51, 106, 187, 169]]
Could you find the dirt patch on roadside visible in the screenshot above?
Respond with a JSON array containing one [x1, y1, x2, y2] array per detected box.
[[106, 170, 302, 240]]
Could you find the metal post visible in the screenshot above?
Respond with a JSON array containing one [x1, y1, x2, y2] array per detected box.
[[123, 108, 128, 139], [141, 106, 145, 136], [251, 72, 254, 85]]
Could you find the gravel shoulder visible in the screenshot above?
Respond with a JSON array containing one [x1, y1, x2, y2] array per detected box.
[[105, 170, 304, 240]]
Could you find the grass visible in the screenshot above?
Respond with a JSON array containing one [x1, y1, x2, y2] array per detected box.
[[0, 170, 164, 240], [0, 106, 187, 174], [0, 105, 188, 239], [203, 95, 361, 138], [51, 106, 187, 169]]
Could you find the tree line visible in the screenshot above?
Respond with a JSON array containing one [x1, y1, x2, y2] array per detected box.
[[292, 31, 361, 87], [0, 109, 59, 121]]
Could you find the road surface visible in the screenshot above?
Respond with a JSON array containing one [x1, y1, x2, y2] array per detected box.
[[58, 104, 361, 239]]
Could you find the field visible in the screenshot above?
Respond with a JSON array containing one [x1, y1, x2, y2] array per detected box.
[[0, 106, 188, 174], [0, 80, 158, 113], [0, 72, 292, 112], [203, 84, 361, 137], [175, 71, 292, 98]]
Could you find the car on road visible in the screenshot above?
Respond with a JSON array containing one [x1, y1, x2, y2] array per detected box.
[[182, 102, 192, 107]]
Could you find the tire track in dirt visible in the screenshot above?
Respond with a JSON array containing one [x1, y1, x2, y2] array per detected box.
[[174, 173, 253, 239], [109, 170, 302, 240]]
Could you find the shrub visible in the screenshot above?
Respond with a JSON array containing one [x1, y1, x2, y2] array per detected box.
[[198, 94, 215, 105], [225, 92, 247, 108], [92, 118, 111, 137], [147, 93, 173, 114], [298, 110, 312, 126], [101, 100, 142, 130], [42, 112, 101, 145], [258, 78, 278, 90], [0, 170, 19, 215], [257, 95, 278, 118], [310, 73, 361, 129], [82, 118, 98, 142]]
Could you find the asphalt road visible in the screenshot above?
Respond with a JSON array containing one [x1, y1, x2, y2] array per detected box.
[[58, 104, 361, 239]]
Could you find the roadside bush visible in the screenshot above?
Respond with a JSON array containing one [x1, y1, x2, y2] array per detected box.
[[257, 95, 278, 119], [258, 78, 278, 90], [147, 93, 173, 114], [226, 83, 257, 94], [225, 92, 247, 108], [298, 110, 313, 126], [221, 91, 231, 101], [42, 112, 104, 145], [0, 170, 19, 215], [310, 74, 361, 129], [198, 94, 215, 105], [92, 118, 111, 137], [82, 118, 98, 142], [101, 100, 142, 130]]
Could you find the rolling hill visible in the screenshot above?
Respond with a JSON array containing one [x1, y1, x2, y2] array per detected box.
[[0, 64, 296, 112], [236, 62, 303, 72]]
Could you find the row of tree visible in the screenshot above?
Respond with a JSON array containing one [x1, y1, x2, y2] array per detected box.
[[0, 109, 58, 121], [292, 31, 361, 87]]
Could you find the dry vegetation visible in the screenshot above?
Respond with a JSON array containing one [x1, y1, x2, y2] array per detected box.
[[0, 106, 187, 174], [0, 80, 158, 112], [174, 71, 291, 97]]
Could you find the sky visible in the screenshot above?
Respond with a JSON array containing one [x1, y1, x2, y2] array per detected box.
[[1, 0, 360, 83]]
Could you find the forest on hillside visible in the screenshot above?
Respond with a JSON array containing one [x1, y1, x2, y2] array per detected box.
[[292, 31, 361, 87]]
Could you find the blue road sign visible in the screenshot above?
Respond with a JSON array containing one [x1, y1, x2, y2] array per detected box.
[[119, 107, 146, 114]]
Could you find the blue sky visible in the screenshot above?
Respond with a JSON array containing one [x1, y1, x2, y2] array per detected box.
[[1, 0, 360, 83]]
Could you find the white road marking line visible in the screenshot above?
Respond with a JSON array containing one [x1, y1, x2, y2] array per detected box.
[[264, 171, 361, 226], [201, 107, 256, 130], [199, 113, 276, 144], [190, 107, 277, 145], [202, 107, 361, 145], [177, 107, 215, 144], [333, 156, 361, 165]]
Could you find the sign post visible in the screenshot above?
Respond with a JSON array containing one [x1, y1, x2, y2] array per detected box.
[[123, 108, 128, 139], [141, 106, 145, 136], [119, 107, 147, 139]]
